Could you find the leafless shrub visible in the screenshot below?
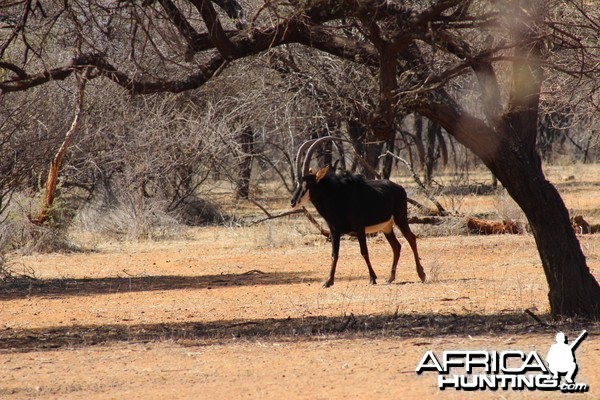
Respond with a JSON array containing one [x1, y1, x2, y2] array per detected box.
[[169, 195, 230, 226], [72, 188, 181, 241], [0, 194, 76, 254], [426, 257, 442, 284], [0, 255, 38, 289], [0, 85, 73, 218], [0, 0, 597, 253]]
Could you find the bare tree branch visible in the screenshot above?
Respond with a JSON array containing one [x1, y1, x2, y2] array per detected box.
[[190, 0, 238, 58], [381, 151, 447, 216]]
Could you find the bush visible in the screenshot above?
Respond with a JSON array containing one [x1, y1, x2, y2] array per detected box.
[[0, 194, 76, 254], [72, 188, 182, 241]]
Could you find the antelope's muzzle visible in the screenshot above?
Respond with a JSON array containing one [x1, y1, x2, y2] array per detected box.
[[291, 181, 309, 208]]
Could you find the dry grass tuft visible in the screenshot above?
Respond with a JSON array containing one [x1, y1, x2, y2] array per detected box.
[[72, 192, 182, 242], [0, 194, 77, 255], [425, 257, 442, 283]]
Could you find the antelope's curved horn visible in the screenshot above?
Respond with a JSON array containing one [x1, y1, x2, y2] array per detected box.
[[301, 137, 355, 177], [294, 139, 318, 182]]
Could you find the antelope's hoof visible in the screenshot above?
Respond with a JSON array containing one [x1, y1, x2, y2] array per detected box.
[[386, 277, 396, 284], [322, 280, 333, 288], [369, 278, 377, 285], [418, 271, 427, 283]]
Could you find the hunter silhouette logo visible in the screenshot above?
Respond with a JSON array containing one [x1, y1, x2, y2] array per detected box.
[[416, 330, 589, 393], [546, 330, 587, 384]]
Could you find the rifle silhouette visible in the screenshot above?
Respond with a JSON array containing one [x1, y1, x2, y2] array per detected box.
[[569, 330, 588, 351]]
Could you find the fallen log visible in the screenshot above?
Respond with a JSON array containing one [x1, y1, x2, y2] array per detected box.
[[407, 216, 447, 225], [467, 217, 523, 235]]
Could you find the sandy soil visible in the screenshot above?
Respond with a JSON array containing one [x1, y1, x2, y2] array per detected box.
[[1, 165, 599, 399]]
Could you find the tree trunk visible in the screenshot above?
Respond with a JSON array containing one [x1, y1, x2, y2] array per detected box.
[[415, 83, 600, 320], [410, 0, 600, 319], [488, 146, 600, 319], [420, 97, 600, 319], [311, 126, 333, 168], [347, 118, 364, 174], [413, 114, 426, 172], [34, 71, 87, 225], [235, 126, 254, 199], [425, 120, 439, 186], [381, 136, 395, 179], [363, 139, 382, 179], [436, 127, 448, 168]]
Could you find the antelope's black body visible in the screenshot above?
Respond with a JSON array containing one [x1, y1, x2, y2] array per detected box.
[[292, 166, 426, 287], [308, 173, 401, 234]]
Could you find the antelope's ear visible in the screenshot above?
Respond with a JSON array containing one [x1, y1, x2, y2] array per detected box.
[[315, 165, 330, 183]]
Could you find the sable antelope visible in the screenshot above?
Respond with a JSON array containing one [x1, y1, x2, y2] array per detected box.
[[291, 137, 426, 287]]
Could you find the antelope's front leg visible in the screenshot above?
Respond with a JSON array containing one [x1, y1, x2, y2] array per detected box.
[[323, 231, 341, 288]]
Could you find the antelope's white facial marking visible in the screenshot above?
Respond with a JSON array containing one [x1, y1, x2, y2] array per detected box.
[[291, 181, 310, 208], [297, 184, 310, 207]]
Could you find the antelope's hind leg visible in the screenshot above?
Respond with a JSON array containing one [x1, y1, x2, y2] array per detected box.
[[399, 224, 426, 282], [394, 208, 426, 283], [383, 231, 401, 284], [356, 230, 377, 285]]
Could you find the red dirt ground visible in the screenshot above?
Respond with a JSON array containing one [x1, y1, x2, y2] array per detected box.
[[1, 164, 599, 399]]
